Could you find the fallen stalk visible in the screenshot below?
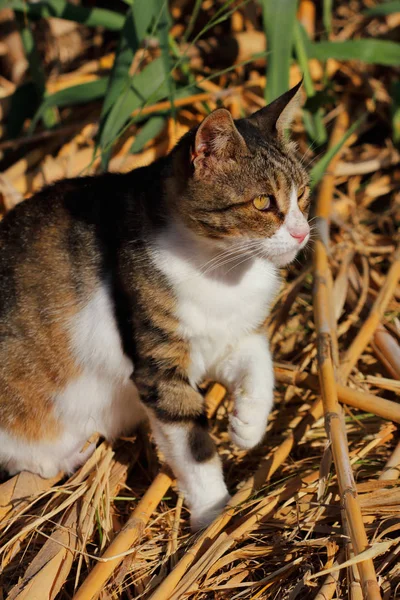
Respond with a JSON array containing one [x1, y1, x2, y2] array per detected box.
[[273, 365, 400, 424]]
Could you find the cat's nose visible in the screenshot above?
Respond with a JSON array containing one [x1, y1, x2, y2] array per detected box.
[[289, 226, 309, 244]]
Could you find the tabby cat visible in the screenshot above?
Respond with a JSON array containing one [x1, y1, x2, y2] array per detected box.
[[0, 82, 310, 530]]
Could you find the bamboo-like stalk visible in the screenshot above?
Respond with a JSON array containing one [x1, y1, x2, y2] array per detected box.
[[340, 245, 400, 381], [313, 109, 382, 599], [72, 469, 173, 600], [372, 325, 400, 380], [274, 364, 400, 425], [315, 550, 345, 600], [379, 441, 400, 481]]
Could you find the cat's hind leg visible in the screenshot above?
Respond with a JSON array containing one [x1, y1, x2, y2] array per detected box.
[[0, 427, 95, 478]]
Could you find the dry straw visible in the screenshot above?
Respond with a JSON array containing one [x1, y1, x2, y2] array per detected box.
[[1, 2, 400, 597]]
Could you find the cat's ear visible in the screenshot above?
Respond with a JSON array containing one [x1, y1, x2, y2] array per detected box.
[[248, 80, 303, 139], [192, 108, 247, 174]]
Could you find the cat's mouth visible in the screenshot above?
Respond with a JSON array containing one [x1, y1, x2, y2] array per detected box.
[[267, 249, 299, 267]]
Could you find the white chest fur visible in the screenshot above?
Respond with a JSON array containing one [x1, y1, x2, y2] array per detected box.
[[152, 227, 280, 384]]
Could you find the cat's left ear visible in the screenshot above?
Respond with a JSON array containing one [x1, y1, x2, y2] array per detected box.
[[248, 80, 303, 140], [191, 108, 247, 174]]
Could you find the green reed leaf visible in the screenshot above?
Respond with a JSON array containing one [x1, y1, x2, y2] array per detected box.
[[310, 115, 365, 189], [294, 21, 327, 145], [156, 0, 176, 122], [323, 0, 333, 36], [129, 115, 167, 154], [308, 39, 400, 66], [260, 0, 298, 103], [29, 78, 108, 133], [98, 0, 155, 168], [98, 58, 169, 161], [15, 10, 58, 130]]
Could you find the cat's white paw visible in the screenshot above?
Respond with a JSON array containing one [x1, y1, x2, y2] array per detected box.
[[190, 493, 231, 532], [229, 414, 266, 450]]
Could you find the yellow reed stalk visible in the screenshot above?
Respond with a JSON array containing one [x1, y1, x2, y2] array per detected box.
[[129, 79, 264, 121], [372, 325, 400, 380], [274, 364, 400, 425], [379, 441, 400, 481], [313, 109, 382, 599], [315, 550, 345, 600]]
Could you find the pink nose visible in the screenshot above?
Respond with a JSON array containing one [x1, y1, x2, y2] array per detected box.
[[289, 229, 309, 244]]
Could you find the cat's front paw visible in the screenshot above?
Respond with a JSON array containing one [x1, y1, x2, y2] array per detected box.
[[190, 493, 231, 532], [229, 414, 266, 450]]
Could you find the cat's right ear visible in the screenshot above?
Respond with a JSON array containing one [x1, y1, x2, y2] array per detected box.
[[191, 108, 247, 176], [248, 80, 303, 140]]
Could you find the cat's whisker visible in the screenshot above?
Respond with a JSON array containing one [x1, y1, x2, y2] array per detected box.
[[299, 141, 318, 167], [224, 251, 261, 276], [304, 150, 324, 170], [199, 248, 251, 275], [199, 241, 263, 275]]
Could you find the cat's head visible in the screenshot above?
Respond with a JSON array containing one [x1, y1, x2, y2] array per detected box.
[[169, 81, 310, 267]]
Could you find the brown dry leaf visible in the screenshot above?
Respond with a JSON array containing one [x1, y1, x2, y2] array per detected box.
[[7, 502, 80, 600], [0, 471, 60, 524]]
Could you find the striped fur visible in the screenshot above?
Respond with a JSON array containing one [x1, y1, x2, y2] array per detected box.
[[0, 83, 310, 529]]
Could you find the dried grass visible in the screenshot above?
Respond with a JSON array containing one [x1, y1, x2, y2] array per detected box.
[[0, 0, 400, 598]]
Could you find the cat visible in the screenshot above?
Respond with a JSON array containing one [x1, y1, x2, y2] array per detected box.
[[0, 81, 310, 531]]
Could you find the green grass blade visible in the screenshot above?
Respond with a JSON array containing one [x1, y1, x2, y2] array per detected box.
[[293, 20, 314, 98], [156, 0, 176, 121], [98, 1, 154, 168], [310, 114, 365, 189], [294, 22, 327, 145], [7, 0, 125, 31], [364, 1, 400, 16], [7, 82, 38, 138], [183, 0, 203, 42], [260, 0, 298, 103], [323, 0, 333, 36], [15, 11, 58, 129], [98, 58, 169, 161], [29, 78, 108, 132], [129, 115, 167, 154], [309, 39, 400, 66]]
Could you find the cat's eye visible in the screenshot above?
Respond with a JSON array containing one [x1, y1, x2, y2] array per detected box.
[[253, 195, 272, 211]]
